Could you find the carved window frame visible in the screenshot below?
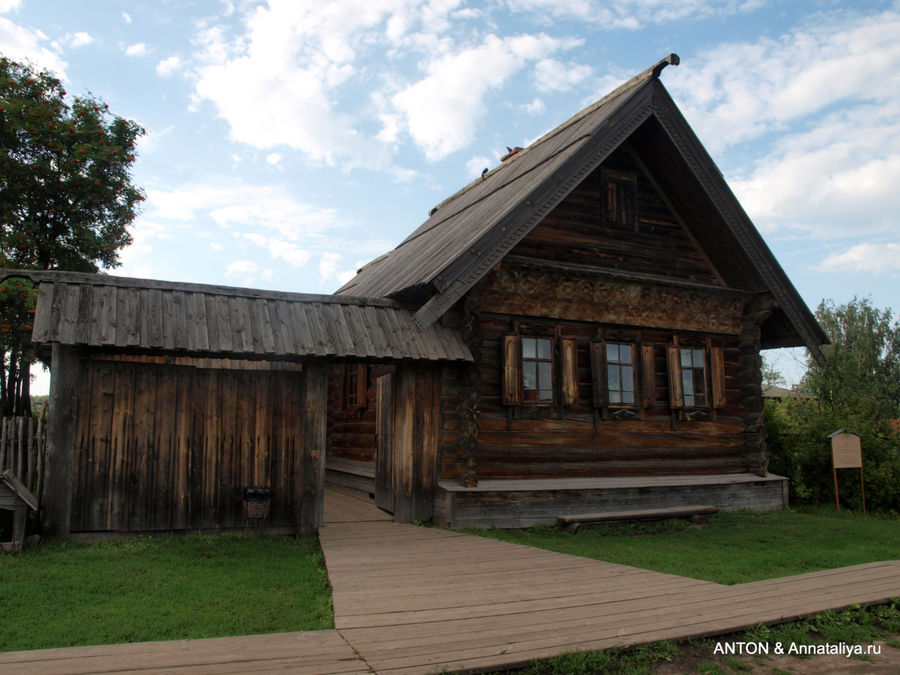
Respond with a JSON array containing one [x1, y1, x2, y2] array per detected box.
[[666, 340, 727, 416]]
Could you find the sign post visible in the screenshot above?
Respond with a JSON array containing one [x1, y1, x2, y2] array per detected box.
[[828, 429, 865, 514]]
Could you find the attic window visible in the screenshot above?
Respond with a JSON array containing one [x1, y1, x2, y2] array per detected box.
[[601, 169, 636, 229]]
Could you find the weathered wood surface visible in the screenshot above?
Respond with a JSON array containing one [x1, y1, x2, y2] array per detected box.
[[434, 474, 787, 528], [557, 504, 719, 527], [70, 358, 312, 533], [0, 630, 369, 675], [29, 273, 472, 362], [320, 515, 900, 674]]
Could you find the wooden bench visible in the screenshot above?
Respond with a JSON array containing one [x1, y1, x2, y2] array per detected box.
[[557, 504, 719, 533]]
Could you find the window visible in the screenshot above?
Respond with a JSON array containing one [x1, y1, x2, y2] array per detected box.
[[343, 364, 367, 410], [521, 337, 553, 403], [666, 343, 726, 412], [601, 169, 636, 229], [503, 333, 569, 407], [606, 343, 636, 405], [680, 348, 707, 407]]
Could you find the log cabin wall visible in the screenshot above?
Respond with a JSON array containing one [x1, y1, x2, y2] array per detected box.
[[435, 151, 772, 485], [326, 364, 394, 465], [71, 354, 309, 532]]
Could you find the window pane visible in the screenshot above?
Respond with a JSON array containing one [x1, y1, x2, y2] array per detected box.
[[682, 369, 694, 396], [681, 348, 692, 368], [685, 394, 695, 407], [607, 343, 619, 362], [522, 337, 536, 359], [539, 361, 552, 390], [622, 366, 634, 392], [620, 344, 632, 363], [539, 387, 553, 401], [610, 391, 621, 403], [693, 349, 705, 368], [607, 364, 620, 392], [623, 391, 635, 404], [523, 361, 536, 390], [537, 338, 552, 360]]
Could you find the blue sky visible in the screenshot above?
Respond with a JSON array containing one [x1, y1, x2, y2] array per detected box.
[[2, 0, 899, 391]]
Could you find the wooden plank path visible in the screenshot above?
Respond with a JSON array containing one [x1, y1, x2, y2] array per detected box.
[[320, 494, 900, 674], [2, 491, 898, 674]]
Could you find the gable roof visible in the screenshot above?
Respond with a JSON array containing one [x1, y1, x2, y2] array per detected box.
[[4, 270, 472, 363], [337, 54, 827, 364]]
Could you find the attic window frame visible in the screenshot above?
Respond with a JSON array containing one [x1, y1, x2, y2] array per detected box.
[[600, 168, 637, 230]]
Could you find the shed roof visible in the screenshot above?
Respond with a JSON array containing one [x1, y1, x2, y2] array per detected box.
[[337, 55, 827, 363], [10, 270, 472, 362]]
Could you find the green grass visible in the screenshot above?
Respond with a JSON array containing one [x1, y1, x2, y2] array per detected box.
[[0, 533, 333, 652], [461, 507, 900, 584]]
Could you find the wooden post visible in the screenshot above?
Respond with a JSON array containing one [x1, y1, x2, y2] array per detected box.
[[43, 344, 82, 537], [390, 363, 439, 524], [295, 362, 327, 538]]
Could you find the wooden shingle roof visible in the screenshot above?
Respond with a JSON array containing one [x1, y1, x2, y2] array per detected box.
[[12, 270, 472, 362], [337, 55, 827, 363]]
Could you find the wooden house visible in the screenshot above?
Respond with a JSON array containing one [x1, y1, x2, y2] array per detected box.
[[16, 55, 827, 535], [331, 55, 828, 527]]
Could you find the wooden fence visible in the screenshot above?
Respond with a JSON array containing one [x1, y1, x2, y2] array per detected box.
[[0, 415, 46, 504]]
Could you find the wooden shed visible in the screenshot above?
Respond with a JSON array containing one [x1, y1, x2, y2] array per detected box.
[[13, 271, 470, 537], [0, 470, 38, 553], [334, 55, 829, 527]]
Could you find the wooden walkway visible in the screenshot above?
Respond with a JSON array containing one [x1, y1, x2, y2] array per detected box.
[[3, 490, 899, 674]]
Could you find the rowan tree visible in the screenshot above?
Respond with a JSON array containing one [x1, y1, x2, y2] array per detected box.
[[0, 55, 145, 415]]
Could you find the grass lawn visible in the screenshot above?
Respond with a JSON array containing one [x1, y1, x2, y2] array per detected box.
[[0, 533, 332, 652], [462, 507, 900, 584]]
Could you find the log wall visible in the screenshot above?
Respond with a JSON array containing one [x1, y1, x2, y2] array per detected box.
[[70, 356, 311, 532]]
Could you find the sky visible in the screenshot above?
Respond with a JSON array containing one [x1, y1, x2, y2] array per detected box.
[[2, 0, 899, 393]]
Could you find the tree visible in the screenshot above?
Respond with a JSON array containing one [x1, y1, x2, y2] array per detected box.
[[0, 55, 145, 415], [803, 297, 900, 420], [765, 297, 900, 511]]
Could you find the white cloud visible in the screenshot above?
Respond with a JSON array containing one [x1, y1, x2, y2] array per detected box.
[[392, 33, 567, 160], [533, 58, 592, 92], [122, 12, 132, 24], [820, 243, 900, 276], [125, 42, 150, 57], [266, 152, 282, 165], [0, 0, 21, 12], [504, 0, 764, 28], [226, 260, 257, 276], [65, 31, 93, 48], [521, 97, 545, 115], [156, 55, 182, 77], [465, 155, 493, 179], [0, 17, 67, 76], [319, 251, 341, 282], [670, 9, 900, 242]]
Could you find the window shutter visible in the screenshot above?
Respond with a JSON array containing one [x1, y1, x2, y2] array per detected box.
[[560, 338, 578, 406], [710, 347, 726, 409], [641, 344, 655, 409], [666, 346, 684, 409], [589, 340, 608, 408], [502, 334, 522, 406]]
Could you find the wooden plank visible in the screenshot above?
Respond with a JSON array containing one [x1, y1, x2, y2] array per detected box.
[[557, 504, 719, 527], [375, 374, 393, 513], [296, 363, 327, 537]]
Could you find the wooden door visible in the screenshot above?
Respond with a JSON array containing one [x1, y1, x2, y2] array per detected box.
[[374, 373, 393, 512]]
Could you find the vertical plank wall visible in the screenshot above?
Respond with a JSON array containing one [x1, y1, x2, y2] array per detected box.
[[72, 358, 305, 532]]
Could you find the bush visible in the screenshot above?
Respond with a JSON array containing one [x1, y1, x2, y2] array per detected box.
[[765, 397, 900, 512]]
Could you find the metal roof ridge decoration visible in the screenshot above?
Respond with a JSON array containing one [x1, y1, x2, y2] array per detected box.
[[7, 269, 473, 363]]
